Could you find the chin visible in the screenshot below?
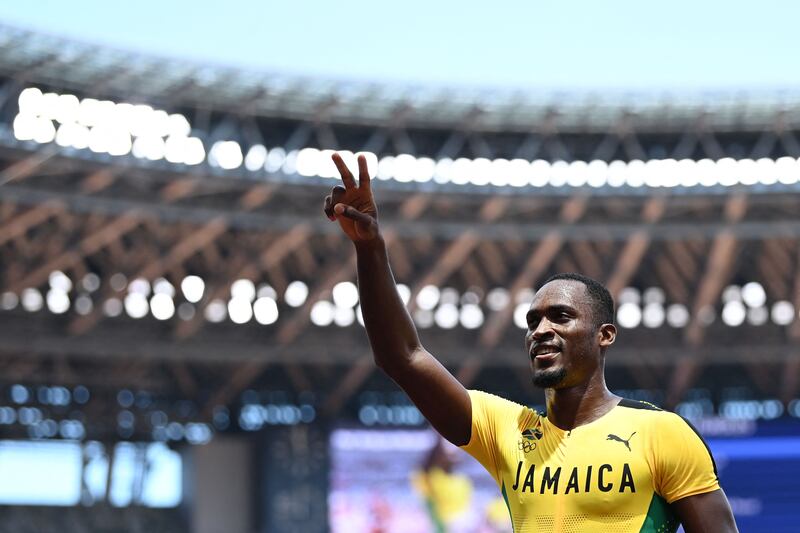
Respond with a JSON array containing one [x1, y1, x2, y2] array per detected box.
[[532, 367, 568, 388]]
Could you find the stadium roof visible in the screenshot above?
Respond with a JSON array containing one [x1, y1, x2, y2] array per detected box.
[[1, 24, 800, 132]]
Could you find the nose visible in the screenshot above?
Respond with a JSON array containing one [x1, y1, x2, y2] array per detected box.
[[529, 318, 555, 342]]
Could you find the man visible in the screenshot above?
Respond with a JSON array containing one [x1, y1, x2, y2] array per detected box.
[[323, 153, 738, 532]]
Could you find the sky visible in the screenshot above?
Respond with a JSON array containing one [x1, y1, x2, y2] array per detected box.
[[0, 1, 798, 91]]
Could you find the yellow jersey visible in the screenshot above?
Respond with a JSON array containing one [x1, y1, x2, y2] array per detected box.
[[461, 390, 720, 532]]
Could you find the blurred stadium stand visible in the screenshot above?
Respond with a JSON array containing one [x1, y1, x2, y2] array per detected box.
[[0, 24, 799, 532]]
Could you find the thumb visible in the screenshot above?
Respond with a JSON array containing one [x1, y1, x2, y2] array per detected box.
[[334, 203, 374, 225]]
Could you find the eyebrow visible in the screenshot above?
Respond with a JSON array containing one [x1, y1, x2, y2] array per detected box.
[[526, 304, 576, 323]]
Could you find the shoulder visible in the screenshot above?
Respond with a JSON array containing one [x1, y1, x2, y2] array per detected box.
[[616, 398, 699, 429], [468, 390, 540, 426], [616, 399, 716, 466], [613, 398, 708, 442]]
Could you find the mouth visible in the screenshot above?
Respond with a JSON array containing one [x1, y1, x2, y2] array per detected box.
[[530, 344, 562, 361]]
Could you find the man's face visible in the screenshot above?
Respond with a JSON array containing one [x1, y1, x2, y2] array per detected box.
[[524, 280, 603, 389]]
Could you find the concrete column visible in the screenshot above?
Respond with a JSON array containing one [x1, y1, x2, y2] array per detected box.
[[184, 437, 253, 533]]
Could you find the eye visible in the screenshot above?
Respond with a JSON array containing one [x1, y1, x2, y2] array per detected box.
[[552, 311, 571, 322]]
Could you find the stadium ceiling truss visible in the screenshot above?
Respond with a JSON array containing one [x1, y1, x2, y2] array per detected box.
[[0, 26, 799, 439]]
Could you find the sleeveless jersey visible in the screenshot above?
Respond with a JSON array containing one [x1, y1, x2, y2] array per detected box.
[[461, 390, 720, 532]]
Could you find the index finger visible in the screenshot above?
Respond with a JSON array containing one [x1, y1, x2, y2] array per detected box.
[[331, 153, 357, 189], [357, 154, 371, 190]]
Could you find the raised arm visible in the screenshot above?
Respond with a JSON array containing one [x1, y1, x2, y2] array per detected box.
[[323, 153, 472, 446]]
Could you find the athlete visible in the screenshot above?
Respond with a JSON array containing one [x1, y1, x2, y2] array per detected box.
[[323, 153, 738, 532]]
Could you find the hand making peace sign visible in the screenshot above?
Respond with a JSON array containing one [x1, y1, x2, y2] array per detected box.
[[323, 153, 380, 243]]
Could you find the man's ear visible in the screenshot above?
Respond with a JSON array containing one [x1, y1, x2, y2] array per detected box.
[[598, 323, 616, 348]]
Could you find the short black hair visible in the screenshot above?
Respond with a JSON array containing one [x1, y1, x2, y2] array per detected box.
[[541, 273, 615, 327]]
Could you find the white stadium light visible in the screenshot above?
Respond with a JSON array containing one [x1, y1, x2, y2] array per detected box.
[[1, 291, 19, 310], [257, 284, 277, 300], [310, 300, 335, 326], [12, 88, 800, 195], [666, 304, 690, 328], [333, 305, 355, 327], [124, 293, 149, 319], [153, 278, 175, 297], [204, 299, 227, 322], [227, 297, 253, 324], [450, 158, 472, 185], [128, 278, 151, 296], [396, 284, 411, 306], [49, 271, 73, 292], [21, 288, 43, 312], [414, 308, 434, 328], [332, 281, 359, 308], [253, 297, 279, 325], [771, 301, 795, 326], [617, 302, 642, 329], [486, 288, 510, 311], [209, 140, 243, 170], [721, 301, 746, 326], [586, 160, 609, 188], [150, 293, 175, 320], [167, 114, 191, 137], [265, 147, 286, 172], [245, 145, 268, 172], [566, 160, 588, 187], [459, 304, 484, 329], [231, 279, 256, 302], [416, 285, 440, 311], [433, 157, 453, 184], [549, 160, 569, 187], [607, 160, 627, 187], [642, 303, 665, 328], [626, 160, 646, 188], [296, 147, 321, 177], [183, 137, 206, 165], [281, 149, 298, 175], [74, 295, 93, 315], [511, 158, 533, 187], [132, 135, 166, 160], [776, 156, 800, 184], [513, 302, 529, 329], [747, 306, 768, 326], [104, 298, 123, 317], [528, 159, 553, 187], [181, 276, 205, 303], [434, 303, 459, 329], [46, 289, 70, 314], [284, 281, 309, 307], [741, 282, 767, 308], [470, 158, 492, 186], [377, 155, 395, 181], [722, 285, 742, 304], [17, 87, 43, 115], [617, 287, 641, 305]]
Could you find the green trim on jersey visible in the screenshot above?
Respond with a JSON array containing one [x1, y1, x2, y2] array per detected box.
[[501, 481, 514, 531], [638, 493, 679, 533]]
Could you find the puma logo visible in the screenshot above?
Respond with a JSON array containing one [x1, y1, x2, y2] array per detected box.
[[607, 432, 636, 451]]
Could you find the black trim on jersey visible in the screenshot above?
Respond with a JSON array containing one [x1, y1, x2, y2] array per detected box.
[[679, 415, 719, 478], [617, 398, 662, 411], [617, 398, 718, 477]]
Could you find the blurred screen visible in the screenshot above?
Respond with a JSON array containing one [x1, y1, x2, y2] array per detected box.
[[329, 429, 511, 532], [329, 427, 800, 533]]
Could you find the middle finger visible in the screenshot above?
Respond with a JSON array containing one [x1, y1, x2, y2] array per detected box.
[[332, 153, 357, 189]]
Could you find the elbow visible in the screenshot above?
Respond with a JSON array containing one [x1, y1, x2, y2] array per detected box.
[[372, 345, 423, 374]]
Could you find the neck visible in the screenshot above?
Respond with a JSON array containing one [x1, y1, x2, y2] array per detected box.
[[544, 371, 620, 431]]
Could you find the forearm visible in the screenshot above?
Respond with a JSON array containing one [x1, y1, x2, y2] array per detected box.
[[354, 237, 423, 369]]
